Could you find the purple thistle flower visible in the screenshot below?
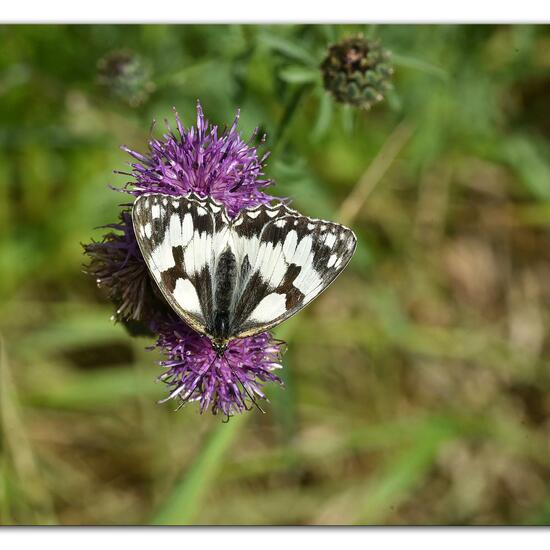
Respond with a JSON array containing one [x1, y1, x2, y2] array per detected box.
[[84, 101, 285, 415], [154, 318, 284, 417], [83, 210, 171, 334], [122, 101, 274, 218]]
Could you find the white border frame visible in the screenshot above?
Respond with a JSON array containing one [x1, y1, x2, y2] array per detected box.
[[1, 528, 550, 548], [1, 1, 550, 23]]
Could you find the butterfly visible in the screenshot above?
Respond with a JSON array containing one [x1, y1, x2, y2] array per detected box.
[[132, 193, 357, 356]]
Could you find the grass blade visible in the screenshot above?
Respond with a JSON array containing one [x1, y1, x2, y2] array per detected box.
[[152, 414, 245, 525]]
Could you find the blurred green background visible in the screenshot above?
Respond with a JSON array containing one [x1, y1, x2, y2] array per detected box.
[[1, 24, 550, 525]]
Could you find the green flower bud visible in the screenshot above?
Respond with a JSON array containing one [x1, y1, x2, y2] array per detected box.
[[320, 36, 393, 110], [97, 49, 155, 107]]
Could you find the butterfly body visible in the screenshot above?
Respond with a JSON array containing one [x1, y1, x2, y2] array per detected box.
[[132, 193, 357, 353]]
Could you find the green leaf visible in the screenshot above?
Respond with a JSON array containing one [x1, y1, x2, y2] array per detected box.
[[499, 134, 550, 200], [364, 24, 378, 39], [278, 65, 319, 84], [152, 415, 246, 525], [392, 53, 448, 81], [260, 32, 318, 67], [318, 25, 337, 43], [268, 349, 297, 444], [356, 417, 458, 524], [312, 90, 334, 141], [15, 311, 127, 360], [25, 366, 160, 409]]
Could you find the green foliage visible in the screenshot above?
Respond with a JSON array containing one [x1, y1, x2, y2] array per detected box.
[[1, 24, 550, 525], [152, 416, 246, 525]]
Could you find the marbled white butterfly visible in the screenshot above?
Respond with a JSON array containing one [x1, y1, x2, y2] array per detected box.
[[132, 193, 357, 356]]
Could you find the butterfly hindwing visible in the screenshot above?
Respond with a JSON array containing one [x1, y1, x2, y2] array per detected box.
[[230, 204, 357, 337]]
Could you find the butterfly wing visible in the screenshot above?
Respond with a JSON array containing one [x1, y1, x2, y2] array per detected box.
[[133, 194, 357, 341], [229, 204, 357, 338], [132, 193, 230, 336]]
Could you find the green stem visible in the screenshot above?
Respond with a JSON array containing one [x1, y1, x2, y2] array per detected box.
[[152, 414, 245, 525]]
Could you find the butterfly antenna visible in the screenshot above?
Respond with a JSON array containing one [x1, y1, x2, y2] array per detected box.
[[223, 355, 265, 414]]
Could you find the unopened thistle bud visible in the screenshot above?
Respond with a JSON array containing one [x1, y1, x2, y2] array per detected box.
[[320, 36, 393, 110], [97, 49, 155, 107]]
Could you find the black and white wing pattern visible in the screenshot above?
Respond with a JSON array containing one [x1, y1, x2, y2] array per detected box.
[[132, 193, 357, 341], [132, 193, 230, 336], [229, 202, 357, 337]]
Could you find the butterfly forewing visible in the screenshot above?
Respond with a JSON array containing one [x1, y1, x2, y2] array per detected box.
[[132, 193, 357, 342]]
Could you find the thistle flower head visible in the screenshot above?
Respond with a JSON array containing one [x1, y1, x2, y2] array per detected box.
[[83, 210, 170, 333], [155, 319, 284, 417], [321, 36, 393, 110], [122, 101, 274, 217], [83, 102, 285, 415]]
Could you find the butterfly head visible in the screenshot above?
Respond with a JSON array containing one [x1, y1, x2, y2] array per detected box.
[[211, 337, 229, 358]]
